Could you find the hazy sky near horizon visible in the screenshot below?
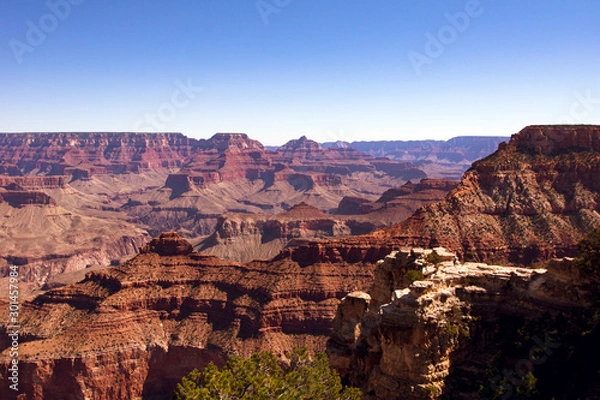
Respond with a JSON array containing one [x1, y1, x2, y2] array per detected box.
[[1, 0, 599, 145]]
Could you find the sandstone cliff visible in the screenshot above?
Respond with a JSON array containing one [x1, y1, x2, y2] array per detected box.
[[298, 125, 600, 266], [382, 125, 600, 264], [0, 132, 195, 177], [327, 247, 600, 399], [0, 233, 375, 399]]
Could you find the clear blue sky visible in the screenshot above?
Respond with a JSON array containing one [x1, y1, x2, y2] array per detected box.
[[1, 0, 599, 145]]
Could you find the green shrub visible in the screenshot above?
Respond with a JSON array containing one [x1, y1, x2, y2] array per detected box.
[[172, 347, 362, 400], [576, 227, 600, 276], [406, 269, 425, 283], [425, 252, 443, 265]]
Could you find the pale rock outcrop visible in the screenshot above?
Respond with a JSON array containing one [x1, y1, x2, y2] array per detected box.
[[328, 248, 587, 399]]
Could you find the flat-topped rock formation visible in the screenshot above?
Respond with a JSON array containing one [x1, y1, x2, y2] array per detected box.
[[512, 125, 600, 154], [0, 132, 195, 177], [0, 190, 55, 207], [140, 231, 194, 256]]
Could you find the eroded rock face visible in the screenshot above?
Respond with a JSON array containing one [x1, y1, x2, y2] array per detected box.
[[0, 190, 55, 207], [140, 231, 193, 256], [327, 248, 591, 399], [197, 202, 374, 262], [167, 133, 426, 196], [513, 125, 600, 155], [0, 176, 67, 189], [335, 179, 458, 225], [372, 125, 600, 264], [0, 233, 376, 399], [0, 132, 195, 177]]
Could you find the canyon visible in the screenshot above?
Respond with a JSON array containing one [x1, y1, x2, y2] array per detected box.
[[288, 125, 600, 266], [0, 132, 463, 296], [197, 179, 457, 262], [0, 125, 598, 399]]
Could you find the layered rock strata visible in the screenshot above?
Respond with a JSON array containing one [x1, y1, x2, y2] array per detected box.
[[290, 125, 600, 265], [0, 132, 195, 177], [0, 233, 375, 399], [328, 247, 592, 399]]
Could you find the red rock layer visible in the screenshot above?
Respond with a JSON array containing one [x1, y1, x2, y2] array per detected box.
[[0, 175, 67, 189], [281, 126, 600, 265], [0, 132, 195, 177], [0, 190, 56, 207], [167, 134, 426, 193], [0, 233, 375, 399], [367, 126, 600, 263]]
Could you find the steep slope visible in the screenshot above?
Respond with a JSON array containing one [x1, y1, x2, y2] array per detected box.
[[380, 125, 600, 264], [289, 125, 600, 266], [0, 232, 375, 399], [0, 132, 194, 177], [0, 178, 150, 297]]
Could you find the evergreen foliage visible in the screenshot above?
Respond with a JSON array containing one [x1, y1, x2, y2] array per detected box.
[[172, 347, 362, 400]]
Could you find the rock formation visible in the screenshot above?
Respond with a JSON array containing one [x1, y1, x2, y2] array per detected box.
[[0, 233, 375, 399], [141, 231, 194, 256], [327, 247, 598, 399], [335, 179, 458, 226], [197, 179, 458, 263], [380, 125, 600, 263], [323, 136, 508, 180], [0, 190, 55, 207], [0, 132, 195, 177], [197, 202, 360, 262], [298, 125, 600, 266]]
